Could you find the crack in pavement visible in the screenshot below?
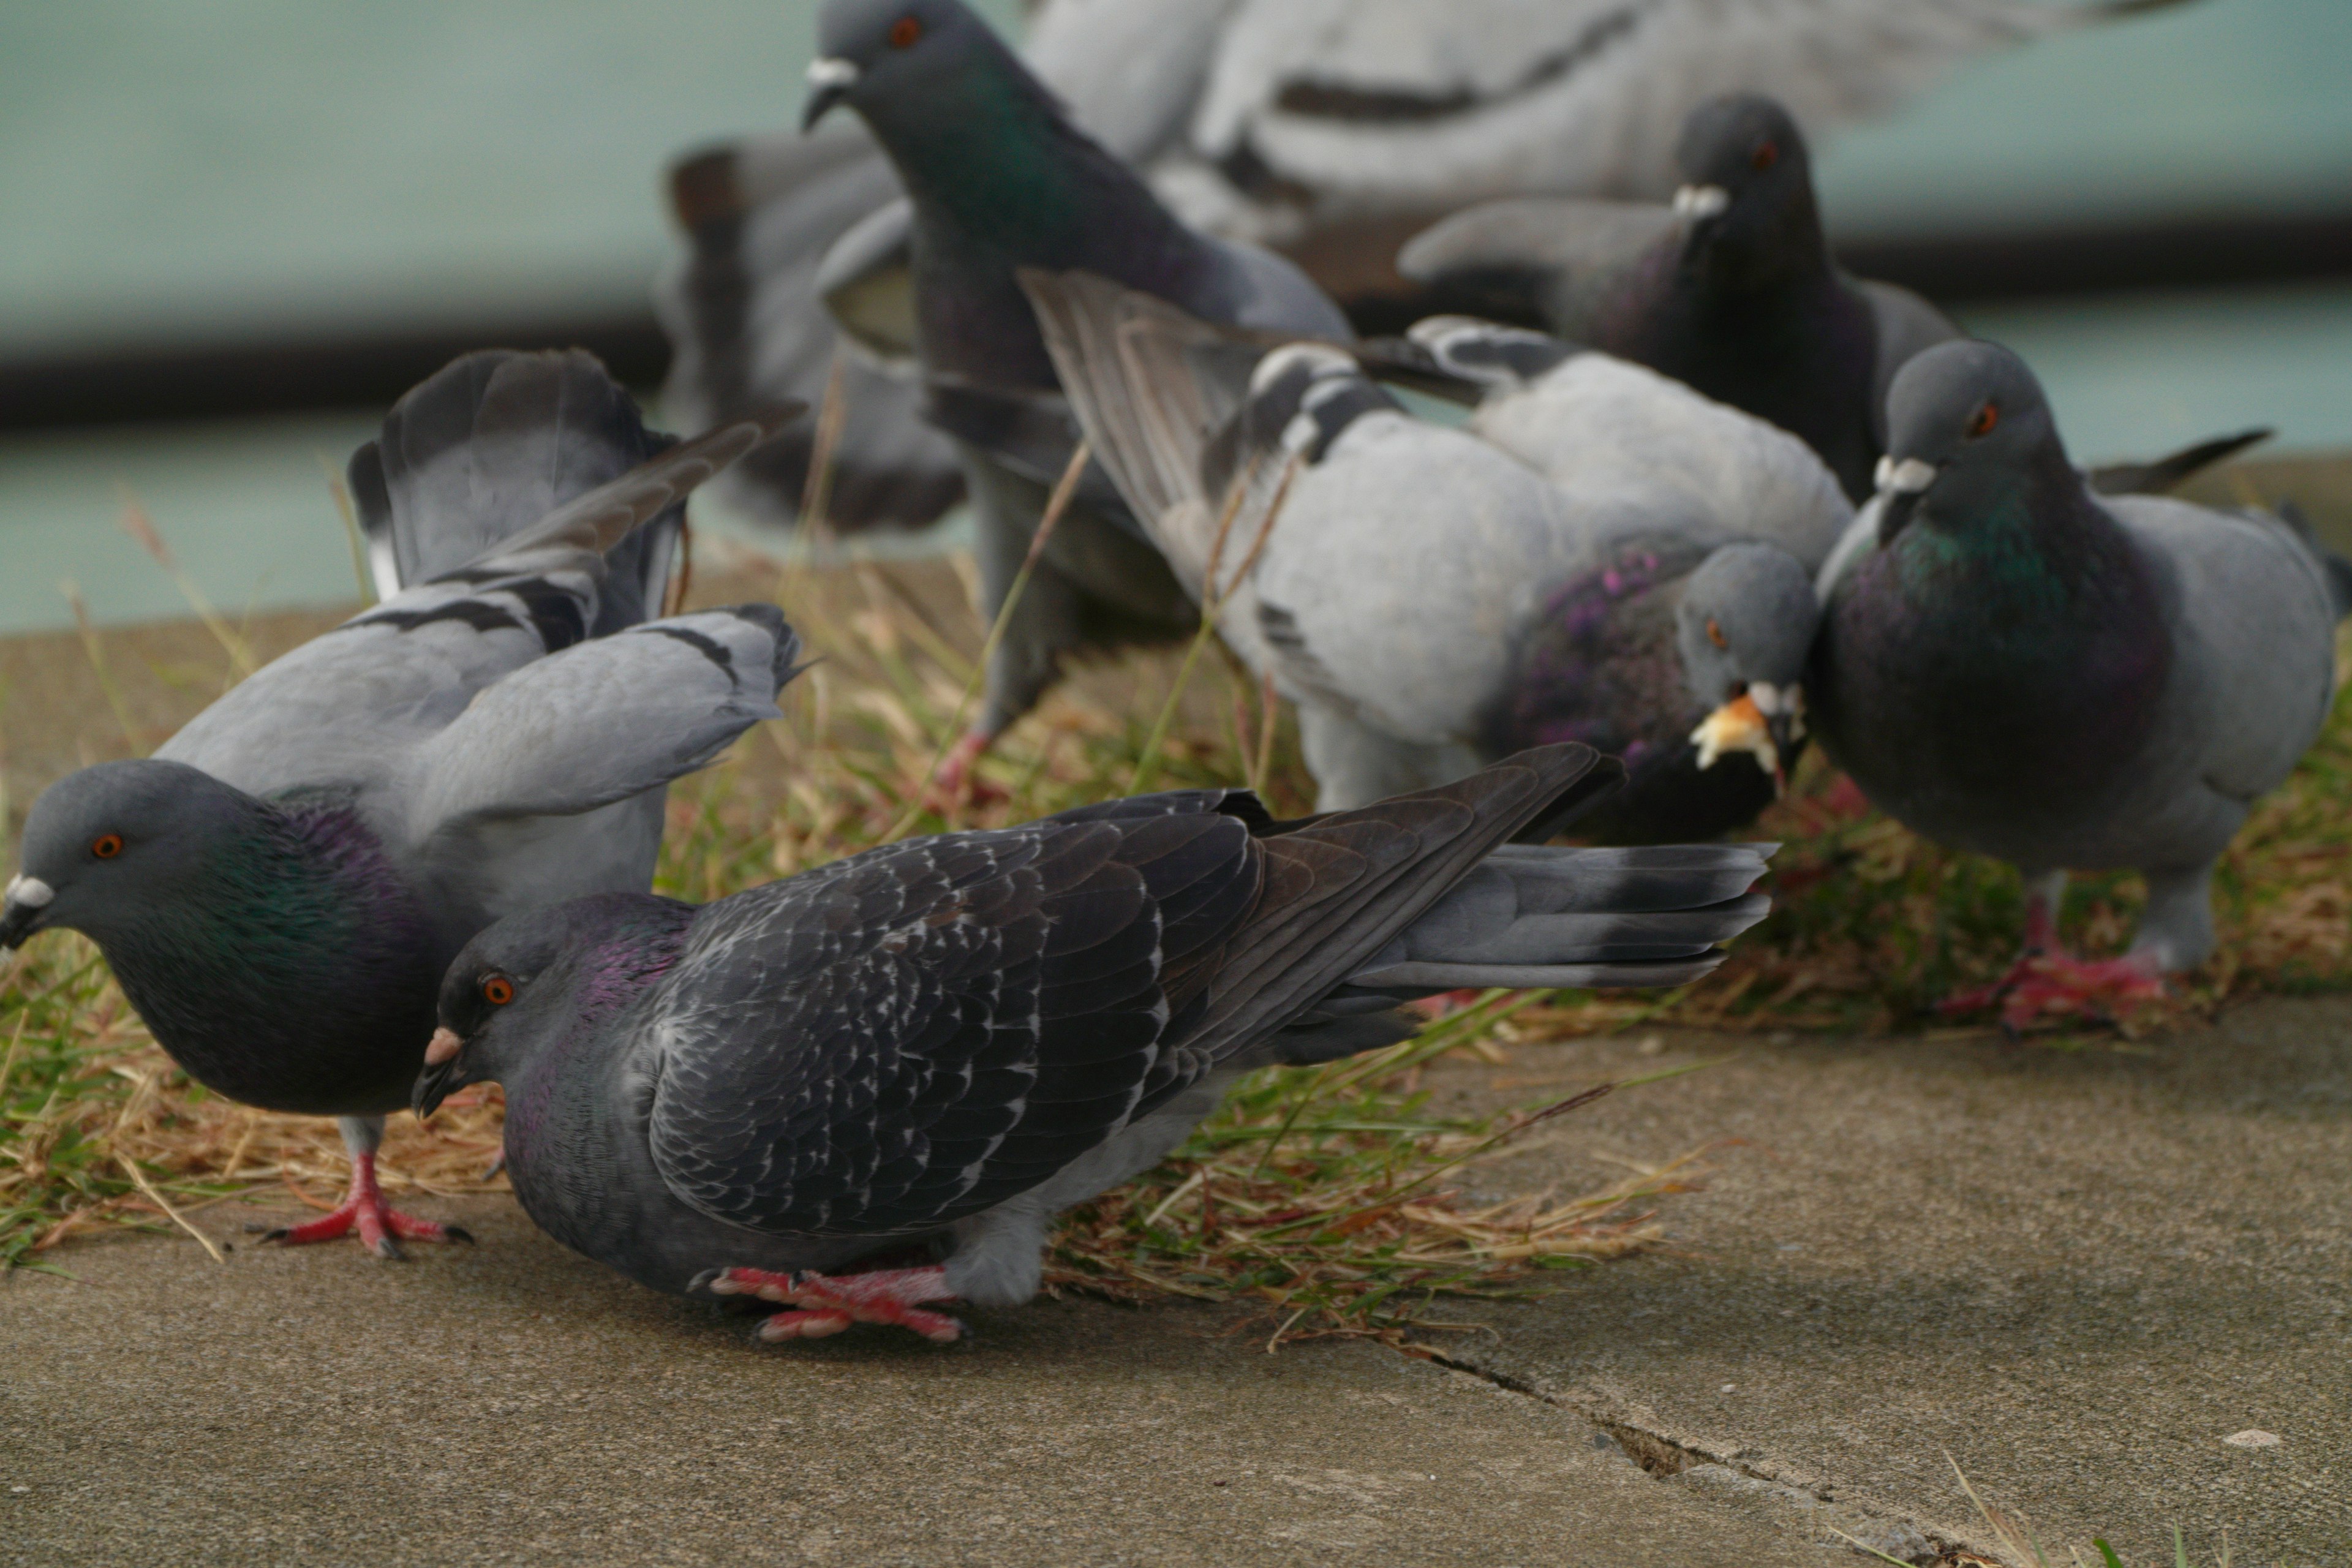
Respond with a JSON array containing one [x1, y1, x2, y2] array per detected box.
[[1409, 1343, 1992, 1566]]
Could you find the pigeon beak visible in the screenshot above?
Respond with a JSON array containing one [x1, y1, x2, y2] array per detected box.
[[802, 57, 859, 131], [1873, 455, 1940, 546], [412, 1030, 467, 1121], [0, 874, 54, 950]]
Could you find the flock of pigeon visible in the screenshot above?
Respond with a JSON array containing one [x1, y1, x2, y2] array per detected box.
[[0, 0, 2335, 1348]]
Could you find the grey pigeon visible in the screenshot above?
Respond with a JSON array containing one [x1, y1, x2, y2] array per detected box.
[[413, 744, 1771, 1342], [662, 0, 2191, 532], [1024, 271, 1847, 839], [799, 0, 1352, 791], [0, 352, 803, 1254], [1811, 339, 2347, 1027]]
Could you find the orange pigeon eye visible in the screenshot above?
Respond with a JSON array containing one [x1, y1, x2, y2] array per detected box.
[[889, 15, 921, 47], [481, 975, 515, 1006], [1751, 141, 1779, 172], [91, 833, 124, 859], [1967, 402, 1999, 438], [1706, 617, 1728, 650]]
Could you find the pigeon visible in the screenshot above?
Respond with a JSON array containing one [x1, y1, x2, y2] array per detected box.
[[662, 0, 2193, 532], [1809, 339, 2349, 1028], [0, 352, 804, 1255], [1023, 271, 1848, 839], [1398, 92, 1963, 503], [412, 742, 1771, 1342], [799, 0, 1353, 793]]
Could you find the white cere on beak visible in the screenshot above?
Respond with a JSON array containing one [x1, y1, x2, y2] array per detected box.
[[4, 875, 54, 909], [1672, 184, 1730, 219], [424, 1027, 464, 1067], [1748, 682, 1807, 741], [805, 57, 861, 89], [1875, 456, 1938, 495]]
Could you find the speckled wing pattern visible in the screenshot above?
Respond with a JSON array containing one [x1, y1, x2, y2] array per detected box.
[[644, 800, 1262, 1238], [644, 748, 1601, 1240]]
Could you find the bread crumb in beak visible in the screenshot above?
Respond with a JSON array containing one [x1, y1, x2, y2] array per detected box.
[[1691, 693, 1780, 783]]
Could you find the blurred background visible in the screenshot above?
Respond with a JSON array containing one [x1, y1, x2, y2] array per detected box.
[[2, 0, 2347, 633]]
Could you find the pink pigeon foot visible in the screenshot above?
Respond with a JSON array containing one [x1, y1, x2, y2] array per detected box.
[[263, 1153, 472, 1259], [1940, 950, 2167, 1033], [705, 1264, 965, 1344], [1407, 989, 1487, 1020], [926, 730, 1007, 809]]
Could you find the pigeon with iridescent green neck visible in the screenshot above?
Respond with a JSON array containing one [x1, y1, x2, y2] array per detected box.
[[0, 352, 803, 1256], [1812, 339, 2348, 1028], [802, 0, 1351, 796]]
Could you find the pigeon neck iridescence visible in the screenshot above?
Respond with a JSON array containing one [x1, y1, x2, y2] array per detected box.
[[1815, 453, 2176, 835], [852, 28, 1215, 391], [101, 790, 444, 1117]]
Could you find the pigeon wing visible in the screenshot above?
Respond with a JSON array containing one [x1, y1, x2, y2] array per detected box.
[[157, 409, 797, 804], [645, 801, 1265, 1239], [402, 606, 801, 839], [646, 747, 1616, 1240], [1396, 197, 1686, 337], [1192, 0, 2162, 214]]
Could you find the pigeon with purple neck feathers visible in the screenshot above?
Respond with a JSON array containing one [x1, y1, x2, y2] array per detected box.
[[1022, 271, 1845, 839], [0, 352, 803, 1254], [413, 744, 1770, 1343], [801, 0, 1351, 794], [1811, 339, 2349, 1028]]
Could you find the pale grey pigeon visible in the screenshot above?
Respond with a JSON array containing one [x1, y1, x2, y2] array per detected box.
[[0, 352, 803, 1255], [799, 0, 1351, 793], [413, 743, 1771, 1342], [1023, 271, 1848, 839], [661, 0, 2193, 531], [1811, 339, 2348, 1029]]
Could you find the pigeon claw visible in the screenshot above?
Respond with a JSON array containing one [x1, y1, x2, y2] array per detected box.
[[1940, 950, 2167, 1033], [261, 1153, 472, 1259], [707, 1264, 966, 1345]]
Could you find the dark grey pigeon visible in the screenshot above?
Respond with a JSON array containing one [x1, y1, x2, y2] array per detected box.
[[802, 0, 1351, 794], [0, 352, 803, 1256], [1398, 92, 1960, 503], [1811, 339, 2346, 1029], [413, 744, 1770, 1343], [1023, 271, 1844, 840]]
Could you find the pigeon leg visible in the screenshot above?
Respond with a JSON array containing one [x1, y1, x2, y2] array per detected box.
[[704, 1264, 966, 1344], [1939, 873, 2166, 1030], [264, 1116, 474, 1259], [927, 729, 1008, 808]]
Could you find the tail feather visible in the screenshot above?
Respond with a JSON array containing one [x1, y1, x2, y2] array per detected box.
[[1343, 842, 1774, 995], [348, 350, 686, 634], [2084, 426, 2272, 497]]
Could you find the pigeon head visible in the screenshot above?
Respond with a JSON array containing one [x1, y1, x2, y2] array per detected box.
[[1, 760, 260, 953], [804, 0, 996, 132], [415, 893, 692, 1119], [1874, 339, 2066, 545], [1670, 94, 1822, 288], [1677, 544, 1818, 791]]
